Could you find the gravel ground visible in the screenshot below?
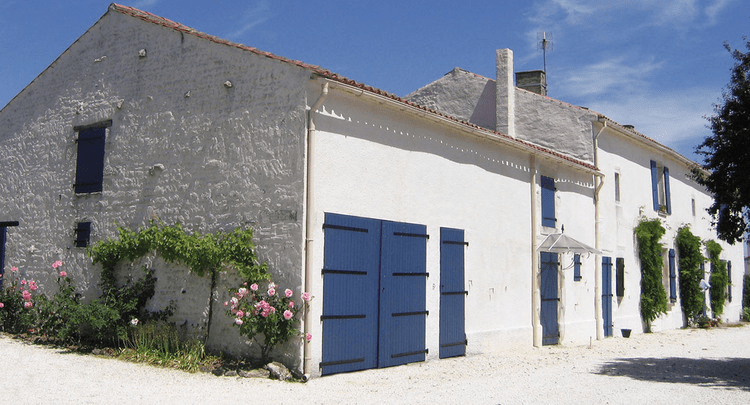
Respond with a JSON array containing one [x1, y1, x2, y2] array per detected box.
[[2, 326, 750, 404]]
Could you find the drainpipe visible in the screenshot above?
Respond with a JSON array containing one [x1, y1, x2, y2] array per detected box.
[[530, 155, 542, 347], [303, 82, 328, 377], [593, 120, 606, 341]]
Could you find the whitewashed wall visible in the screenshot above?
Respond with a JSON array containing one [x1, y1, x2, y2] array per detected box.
[[0, 9, 310, 362]]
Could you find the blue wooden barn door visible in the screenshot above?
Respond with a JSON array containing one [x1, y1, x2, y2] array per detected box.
[[320, 213, 382, 375], [439, 228, 467, 359], [602, 256, 613, 337], [540, 252, 559, 345], [378, 221, 429, 368]]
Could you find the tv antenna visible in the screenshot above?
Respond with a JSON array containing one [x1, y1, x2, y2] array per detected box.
[[537, 32, 553, 74]]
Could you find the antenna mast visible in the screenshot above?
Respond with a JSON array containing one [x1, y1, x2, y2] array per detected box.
[[537, 32, 553, 74]]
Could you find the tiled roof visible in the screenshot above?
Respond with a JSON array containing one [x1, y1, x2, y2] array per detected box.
[[111, 4, 598, 172]]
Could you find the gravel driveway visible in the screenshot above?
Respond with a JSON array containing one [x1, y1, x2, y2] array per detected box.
[[2, 325, 749, 404]]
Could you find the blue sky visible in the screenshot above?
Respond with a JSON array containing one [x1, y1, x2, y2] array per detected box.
[[0, 1, 747, 163]]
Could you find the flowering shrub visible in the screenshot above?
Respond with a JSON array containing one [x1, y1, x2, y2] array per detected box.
[[226, 281, 311, 363], [0, 265, 38, 333]]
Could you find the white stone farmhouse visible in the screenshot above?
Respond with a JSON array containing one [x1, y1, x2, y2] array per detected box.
[[0, 4, 742, 377]]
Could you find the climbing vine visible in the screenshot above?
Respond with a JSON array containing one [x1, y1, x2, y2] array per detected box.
[[675, 226, 705, 325], [634, 218, 668, 330], [90, 222, 270, 295], [705, 240, 728, 317]]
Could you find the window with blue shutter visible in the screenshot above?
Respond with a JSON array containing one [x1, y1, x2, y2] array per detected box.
[[541, 176, 556, 228], [668, 249, 676, 302], [0, 221, 19, 290], [650, 160, 671, 214], [74, 123, 109, 194], [573, 253, 582, 281], [75, 222, 91, 247]]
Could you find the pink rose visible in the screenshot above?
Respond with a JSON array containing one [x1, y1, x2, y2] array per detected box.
[[224, 301, 229, 307], [20, 279, 26, 285], [302, 292, 311, 302], [10, 266, 17, 272], [30, 284, 38, 291], [235, 318, 243, 325], [22, 290, 31, 301], [270, 306, 276, 314], [0, 303, 4, 308], [236, 310, 244, 318], [250, 283, 258, 291], [24, 301, 33, 309], [59, 271, 67, 277], [52, 260, 63, 269], [285, 288, 293, 298], [305, 333, 312, 342], [283, 310, 293, 320], [288, 301, 294, 309], [268, 287, 276, 296]]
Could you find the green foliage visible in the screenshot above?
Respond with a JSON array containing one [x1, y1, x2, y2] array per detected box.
[[0, 276, 37, 334], [696, 38, 750, 243], [118, 321, 217, 373], [706, 240, 728, 317], [634, 218, 668, 329], [675, 226, 706, 325], [90, 222, 269, 289], [742, 307, 750, 322]]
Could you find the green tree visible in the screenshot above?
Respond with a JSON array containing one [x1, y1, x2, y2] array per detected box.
[[635, 218, 668, 330], [696, 38, 750, 243], [706, 240, 728, 317]]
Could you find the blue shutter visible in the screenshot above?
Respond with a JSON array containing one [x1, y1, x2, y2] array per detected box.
[[541, 176, 556, 228], [75, 222, 92, 248], [573, 254, 582, 281], [650, 160, 659, 212], [540, 252, 559, 344], [439, 228, 467, 358], [75, 127, 106, 193], [663, 166, 671, 214], [668, 249, 677, 302], [616, 258, 625, 297], [320, 213, 381, 375], [379, 221, 428, 368], [727, 261, 732, 302], [602, 256, 613, 337]]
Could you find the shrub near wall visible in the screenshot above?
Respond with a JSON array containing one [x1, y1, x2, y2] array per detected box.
[[676, 226, 706, 326], [635, 218, 668, 330], [705, 240, 728, 318]]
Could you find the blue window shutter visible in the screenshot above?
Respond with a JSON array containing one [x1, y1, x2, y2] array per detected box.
[[75, 222, 92, 248], [0, 226, 6, 290], [650, 160, 659, 212], [727, 261, 732, 302], [616, 258, 625, 297], [573, 254, 582, 281], [668, 249, 676, 302], [439, 227, 467, 358], [541, 176, 556, 228], [75, 127, 106, 193], [663, 166, 671, 214]]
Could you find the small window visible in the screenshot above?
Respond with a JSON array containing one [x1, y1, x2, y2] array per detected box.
[[668, 249, 676, 303], [614, 172, 621, 203], [616, 258, 625, 297], [74, 123, 109, 194], [650, 160, 671, 214], [75, 222, 91, 247], [541, 176, 556, 228], [691, 198, 696, 217], [573, 254, 582, 281]]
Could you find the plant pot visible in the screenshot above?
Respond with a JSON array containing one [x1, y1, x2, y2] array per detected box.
[[621, 328, 631, 338]]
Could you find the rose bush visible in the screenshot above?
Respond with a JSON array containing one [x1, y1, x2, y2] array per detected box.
[[226, 280, 311, 363]]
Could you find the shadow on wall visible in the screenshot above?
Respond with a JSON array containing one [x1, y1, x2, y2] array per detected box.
[[596, 357, 750, 391]]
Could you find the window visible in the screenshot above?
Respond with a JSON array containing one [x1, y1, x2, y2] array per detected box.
[[616, 258, 625, 297], [74, 122, 110, 193], [614, 172, 621, 203], [691, 198, 696, 217], [573, 254, 582, 281], [650, 160, 671, 214], [668, 249, 676, 302], [541, 176, 556, 228], [75, 222, 91, 247]]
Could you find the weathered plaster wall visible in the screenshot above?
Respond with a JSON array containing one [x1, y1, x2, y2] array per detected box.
[[404, 68, 496, 131], [0, 10, 309, 361], [514, 89, 596, 163]]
